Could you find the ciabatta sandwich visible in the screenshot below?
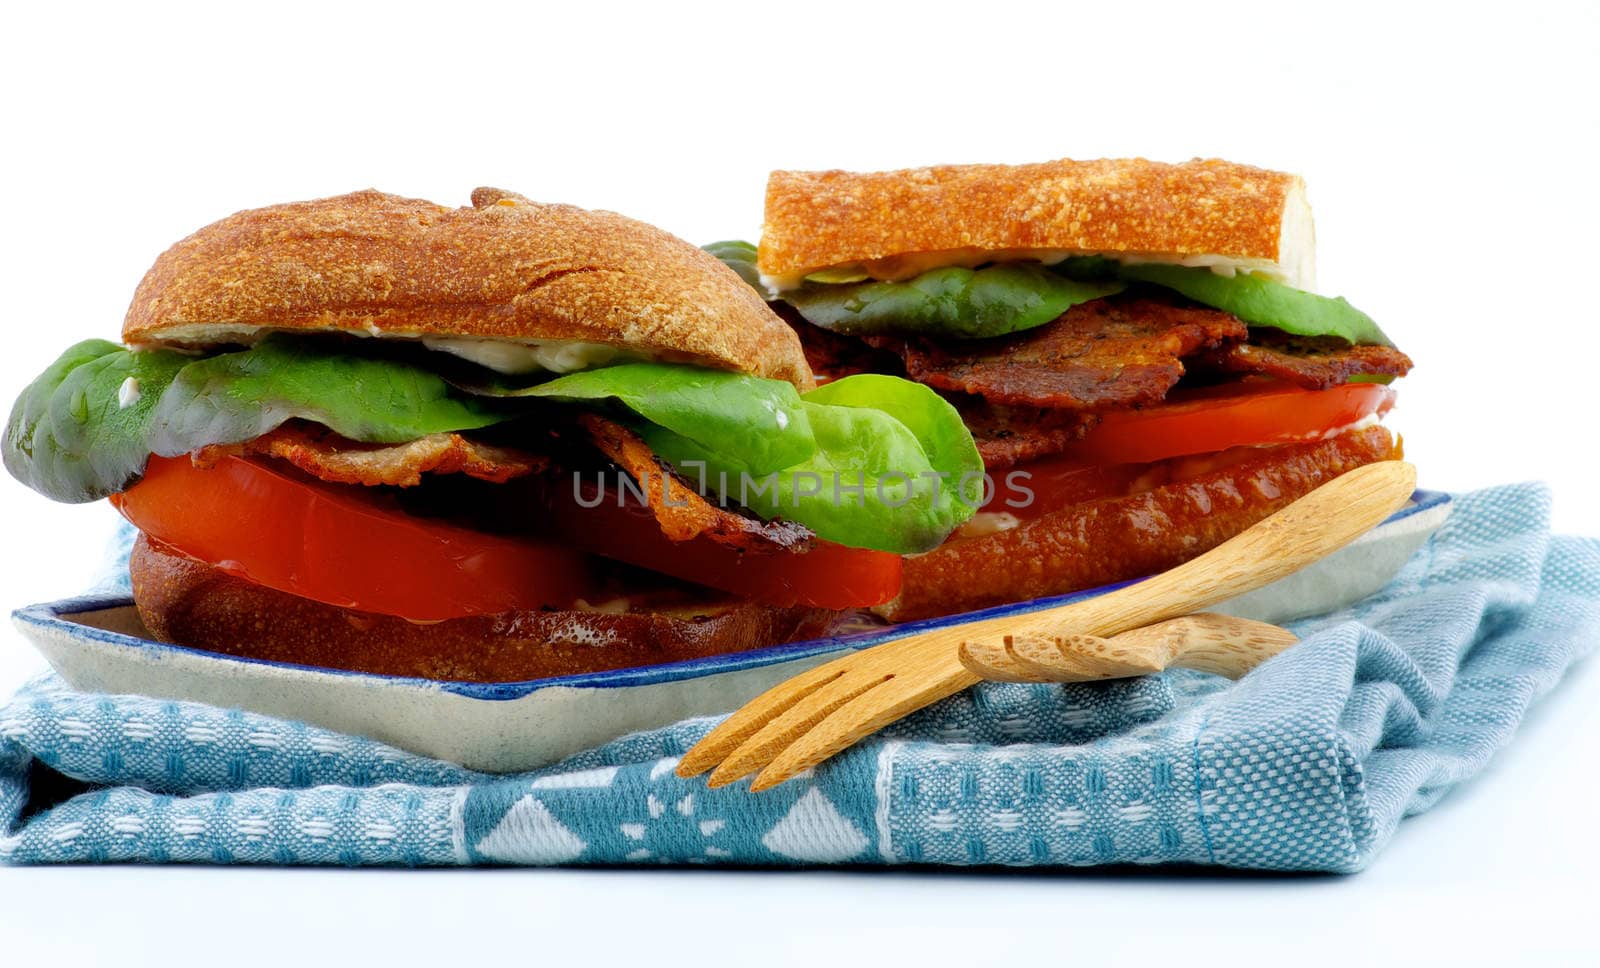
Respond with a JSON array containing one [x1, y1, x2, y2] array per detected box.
[[6, 188, 984, 680], [713, 157, 1411, 620]]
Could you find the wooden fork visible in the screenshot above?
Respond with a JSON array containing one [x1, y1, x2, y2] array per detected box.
[[958, 613, 1298, 683], [677, 460, 1416, 791]]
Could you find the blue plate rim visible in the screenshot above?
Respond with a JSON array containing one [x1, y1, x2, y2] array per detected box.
[[12, 489, 1452, 701]]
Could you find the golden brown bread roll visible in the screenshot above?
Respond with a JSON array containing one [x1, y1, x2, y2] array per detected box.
[[759, 157, 1313, 293], [878, 427, 1401, 622], [124, 187, 815, 388], [130, 536, 836, 683]]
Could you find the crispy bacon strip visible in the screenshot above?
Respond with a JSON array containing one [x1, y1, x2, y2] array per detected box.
[[1203, 330, 1414, 389], [199, 418, 810, 555], [194, 424, 544, 487], [777, 301, 905, 382], [578, 414, 813, 554], [870, 297, 1247, 410], [788, 290, 1411, 404], [950, 397, 1099, 469]]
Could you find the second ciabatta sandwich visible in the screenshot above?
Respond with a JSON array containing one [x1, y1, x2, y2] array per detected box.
[[714, 157, 1411, 621], [5, 188, 984, 681]]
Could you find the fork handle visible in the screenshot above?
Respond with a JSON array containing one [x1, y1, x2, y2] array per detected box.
[[962, 460, 1416, 651]]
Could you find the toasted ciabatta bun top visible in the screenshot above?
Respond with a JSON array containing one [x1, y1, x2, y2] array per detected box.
[[759, 157, 1315, 293], [124, 187, 814, 388]]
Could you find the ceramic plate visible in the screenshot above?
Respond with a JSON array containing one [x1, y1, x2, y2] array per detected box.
[[12, 491, 1452, 773]]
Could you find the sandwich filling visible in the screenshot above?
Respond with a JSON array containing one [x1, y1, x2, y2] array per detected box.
[[712, 238, 1412, 620], [5, 333, 984, 634]]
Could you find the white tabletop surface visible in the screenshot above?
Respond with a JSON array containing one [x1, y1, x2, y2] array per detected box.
[[2, 1, 1596, 963]]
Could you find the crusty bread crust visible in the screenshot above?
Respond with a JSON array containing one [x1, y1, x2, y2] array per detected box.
[[879, 426, 1399, 622], [760, 158, 1312, 290], [124, 187, 814, 388], [130, 535, 834, 683]]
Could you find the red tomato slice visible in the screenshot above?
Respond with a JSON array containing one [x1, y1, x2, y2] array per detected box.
[[979, 382, 1398, 516], [1059, 381, 1396, 467], [525, 474, 903, 610], [112, 455, 903, 618], [112, 456, 601, 621]]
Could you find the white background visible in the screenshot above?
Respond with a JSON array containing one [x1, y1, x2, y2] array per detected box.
[[1, 1, 1597, 963]]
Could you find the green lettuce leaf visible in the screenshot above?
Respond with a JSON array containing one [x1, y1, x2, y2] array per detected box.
[[148, 337, 511, 454], [803, 267, 871, 284], [706, 233, 1394, 348], [505, 362, 815, 475], [7, 339, 983, 552], [5, 337, 514, 503], [783, 264, 1124, 340], [702, 240, 765, 293], [1108, 263, 1394, 347], [5, 340, 191, 503], [787, 375, 983, 552], [522, 364, 980, 552]]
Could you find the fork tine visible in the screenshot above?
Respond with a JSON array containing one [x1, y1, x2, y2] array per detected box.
[[704, 669, 897, 788], [676, 661, 849, 778], [750, 661, 978, 792]]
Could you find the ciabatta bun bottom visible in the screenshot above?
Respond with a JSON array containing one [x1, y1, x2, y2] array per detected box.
[[129, 535, 835, 683], [880, 426, 1401, 622]]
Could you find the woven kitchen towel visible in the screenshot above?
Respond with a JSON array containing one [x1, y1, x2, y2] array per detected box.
[[2, 483, 1596, 871]]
